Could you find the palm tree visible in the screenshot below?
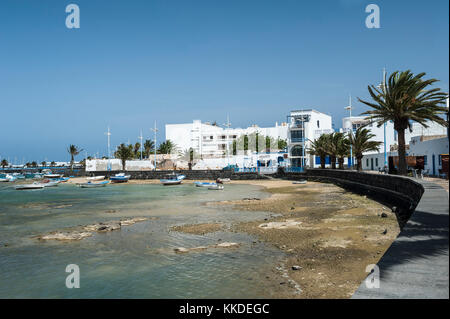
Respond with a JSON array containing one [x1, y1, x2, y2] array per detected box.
[[333, 133, 351, 169], [308, 134, 330, 169], [50, 161, 56, 167], [115, 143, 133, 170], [67, 145, 83, 170], [133, 142, 141, 158], [1, 159, 8, 168], [143, 139, 155, 158], [31, 161, 38, 168], [157, 140, 177, 154], [359, 70, 448, 175], [41, 161, 47, 167], [349, 128, 383, 171]]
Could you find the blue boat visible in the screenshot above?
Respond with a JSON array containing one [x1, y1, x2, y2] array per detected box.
[[110, 173, 131, 183], [160, 173, 185, 185], [194, 181, 217, 188]]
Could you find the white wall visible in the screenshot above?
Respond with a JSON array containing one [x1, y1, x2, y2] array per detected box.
[[408, 136, 449, 175], [86, 159, 155, 171]]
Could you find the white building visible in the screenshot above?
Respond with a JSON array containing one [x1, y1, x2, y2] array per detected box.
[[287, 109, 333, 168], [165, 120, 288, 158], [408, 135, 449, 176]]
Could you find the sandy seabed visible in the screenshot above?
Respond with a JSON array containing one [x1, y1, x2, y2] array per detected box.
[[68, 177, 400, 298]]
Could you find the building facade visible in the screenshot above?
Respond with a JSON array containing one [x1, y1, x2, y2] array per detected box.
[[287, 109, 333, 168], [165, 120, 288, 158]]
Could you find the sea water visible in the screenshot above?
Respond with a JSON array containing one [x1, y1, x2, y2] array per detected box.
[[0, 183, 284, 298]]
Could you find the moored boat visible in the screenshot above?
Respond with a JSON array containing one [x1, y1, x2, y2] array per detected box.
[[110, 173, 131, 183], [77, 181, 109, 188], [194, 181, 217, 188], [15, 182, 45, 190], [87, 176, 105, 181], [292, 180, 307, 184], [208, 184, 224, 190], [40, 179, 60, 187], [160, 173, 185, 186]]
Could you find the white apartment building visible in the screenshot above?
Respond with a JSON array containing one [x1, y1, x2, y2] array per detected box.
[[165, 120, 288, 158], [287, 109, 333, 168]]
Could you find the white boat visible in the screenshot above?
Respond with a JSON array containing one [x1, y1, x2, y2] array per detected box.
[[41, 179, 60, 187], [160, 173, 185, 185], [110, 173, 131, 183], [194, 181, 217, 188], [216, 178, 230, 184], [208, 185, 224, 190], [87, 176, 105, 181], [292, 180, 307, 184], [15, 182, 45, 190], [0, 178, 9, 182], [43, 174, 62, 179], [78, 181, 109, 188]]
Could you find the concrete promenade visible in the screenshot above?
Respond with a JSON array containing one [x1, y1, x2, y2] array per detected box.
[[353, 179, 449, 298]]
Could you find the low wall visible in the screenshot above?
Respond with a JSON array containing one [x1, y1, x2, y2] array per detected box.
[[88, 170, 268, 180], [276, 168, 425, 228]]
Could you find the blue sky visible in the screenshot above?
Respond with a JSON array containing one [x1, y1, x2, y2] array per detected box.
[[0, 0, 448, 162]]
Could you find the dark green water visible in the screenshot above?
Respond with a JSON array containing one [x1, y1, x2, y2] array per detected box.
[[0, 182, 284, 298]]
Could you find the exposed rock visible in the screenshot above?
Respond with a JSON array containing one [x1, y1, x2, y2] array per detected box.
[[38, 231, 93, 241], [259, 219, 302, 229], [292, 265, 302, 270], [381, 212, 388, 218], [215, 242, 240, 248]]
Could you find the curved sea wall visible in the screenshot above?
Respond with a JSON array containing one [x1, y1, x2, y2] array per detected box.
[[277, 169, 425, 228]]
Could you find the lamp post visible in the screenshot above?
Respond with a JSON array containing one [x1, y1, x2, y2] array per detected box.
[[376, 68, 388, 168], [222, 114, 231, 166], [138, 130, 143, 160], [345, 95, 353, 169], [150, 121, 158, 171], [104, 126, 111, 171]]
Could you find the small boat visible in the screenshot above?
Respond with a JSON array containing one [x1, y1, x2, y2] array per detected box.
[[15, 182, 45, 190], [292, 180, 307, 184], [77, 181, 109, 188], [40, 179, 60, 187], [208, 184, 224, 190], [55, 177, 70, 182], [0, 178, 10, 182], [110, 173, 131, 183], [3, 174, 16, 182], [44, 174, 63, 179], [216, 178, 230, 184], [160, 173, 185, 185], [12, 173, 25, 179], [87, 176, 105, 181], [194, 181, 217, 188]]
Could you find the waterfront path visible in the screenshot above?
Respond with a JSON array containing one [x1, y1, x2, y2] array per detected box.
[[352, 179, 449, 299]]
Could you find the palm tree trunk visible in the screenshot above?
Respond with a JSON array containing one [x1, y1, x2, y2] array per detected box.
[[331, 156, 336, 169], [397, 128, 407, 175], [320, 156, 325, 169], [70, 155, 74, 171], [356, 156, 363, 171], [122, 159, 126, 171], [338, 157, 344, 169]]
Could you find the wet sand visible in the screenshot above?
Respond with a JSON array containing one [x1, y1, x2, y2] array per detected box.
[[217, 180, 400, 298], [68, 176, 401, 298]]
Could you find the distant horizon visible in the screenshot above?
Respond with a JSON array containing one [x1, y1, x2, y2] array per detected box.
[[1, 0, 448, 162]]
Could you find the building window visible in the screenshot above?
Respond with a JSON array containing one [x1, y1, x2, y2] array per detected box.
[[439, 155, 442, 165], [424, 155, 428, 165], [366, 158, 369, 167], [290, 130, 303, 139], [291, 146, 303, 157], [317, 120, 320, 128], [375, 158, 378, 167]]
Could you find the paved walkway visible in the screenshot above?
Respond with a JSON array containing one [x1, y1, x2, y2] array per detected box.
[[352, 179, 449, 298]]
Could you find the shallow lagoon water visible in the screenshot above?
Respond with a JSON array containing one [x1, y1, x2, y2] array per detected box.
[[0, 182, 285, 298]]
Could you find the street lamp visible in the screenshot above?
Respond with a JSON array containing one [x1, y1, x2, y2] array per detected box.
[[376, 68, 388, 168], [150, 121, 158, 171], [345, 95, 353, 169]]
